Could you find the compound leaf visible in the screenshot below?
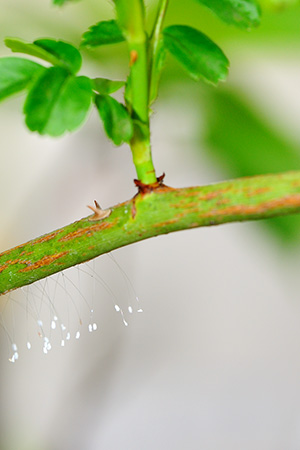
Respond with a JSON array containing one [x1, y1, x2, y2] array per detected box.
[[163, 25, 229, 85], [0, 57, 44, 101], [24, 67, 93, 136], [95, 95, 133, 145]]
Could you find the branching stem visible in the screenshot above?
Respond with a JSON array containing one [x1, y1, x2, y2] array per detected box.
[[1, 171, 300, 295], [150, 0, 169, 44], [148, 0, 169, 105]]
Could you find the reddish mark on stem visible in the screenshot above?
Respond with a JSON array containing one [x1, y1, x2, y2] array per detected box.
[[152, 217, 178, 228], [292, 179, 300, 188], [131, 200, 137, 219], [0, 260, 15, 273], [132, 174, 170, 219], [130, 50, 138, 65], [19, 252, 68, 272], [243, 186, 271, 197], [34, 230, 62, 244], [175, 187, 231, 201], [134, 173, 167, 195], [0, 256, 34, 273], [203, 194, 300, 218], [59, 220, 115, 242]]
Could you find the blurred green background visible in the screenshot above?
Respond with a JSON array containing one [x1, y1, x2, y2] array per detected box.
[[2, 2, 300, 450]]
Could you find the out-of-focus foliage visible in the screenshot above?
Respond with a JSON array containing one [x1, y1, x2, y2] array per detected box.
[[204, 89, 300, 177], [52, 0, 79, 5], [260, 0, 298, 10], [203, 88, 300, 242], [0, 57, 44, 101]]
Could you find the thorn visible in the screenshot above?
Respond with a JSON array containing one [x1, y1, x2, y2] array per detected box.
[[87, 200, 112, 221]]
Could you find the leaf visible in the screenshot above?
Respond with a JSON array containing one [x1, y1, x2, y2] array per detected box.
[[92, 78, 125, 95], [24, 67, 93, 136], [193, 0, 261, 29], [0, 57, 44, 101], [95, 95, 133, 145], [203, 88, 300, 242], [81, 20, 125, 47], [163, 25, 229, 85], [34, 39, 82, 74], [5, 38, 81, 74]]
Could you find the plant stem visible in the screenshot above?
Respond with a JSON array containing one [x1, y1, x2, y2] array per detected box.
[[127, 37, 157, 184], [1, 171, 300, 295], [128, 40, 149, 125], [114, 0, 157, 184], [148, 0, 169, 104], [150, 0, 169, 42], [128, 0, 171, 183], [130, 128, 156, 183]]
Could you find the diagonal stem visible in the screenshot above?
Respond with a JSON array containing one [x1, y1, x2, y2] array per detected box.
[[148, 0, 169, 104], [1, 171, 300, 295], [150, 0, 169, 44]]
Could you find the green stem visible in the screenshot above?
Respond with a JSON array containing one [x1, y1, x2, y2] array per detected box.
[[148, 0, 169, 104], [114, 0, 157, 184], [127, 38, 157, 184], [150, 0, 169, 42], [128, 40, 149, 124], [130, 129, 156, 183], [1, 171, 300, 295]]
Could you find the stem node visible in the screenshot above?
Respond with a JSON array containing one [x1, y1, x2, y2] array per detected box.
[[134, 172, 167, 194]]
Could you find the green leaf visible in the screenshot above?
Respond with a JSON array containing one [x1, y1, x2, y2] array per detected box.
[[5, 37, 81, 74], [95, 95, 133, 145], [193, 0, 261, 29], [34, 39, 82, 74], [92, 78, 125, 95], [203, 88, 300, 243], [24, 67, 93, 136], [0, 57, 44, 101], [163, 25, 229, 85], [81, 20, 125, 47]]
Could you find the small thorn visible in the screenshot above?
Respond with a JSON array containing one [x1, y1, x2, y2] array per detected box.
[[88, 200, 112, 221]]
